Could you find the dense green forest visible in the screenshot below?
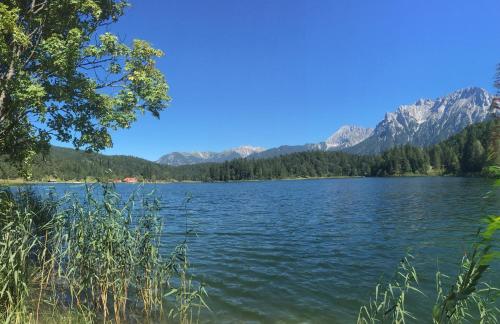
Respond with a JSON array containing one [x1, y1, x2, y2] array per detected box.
[[0, 120, 497, 182], [172, 119, 498, 181], [0, 147, 171, 181]]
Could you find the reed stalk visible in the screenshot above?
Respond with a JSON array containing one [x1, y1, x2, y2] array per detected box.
[[0, 184, 208, 323]]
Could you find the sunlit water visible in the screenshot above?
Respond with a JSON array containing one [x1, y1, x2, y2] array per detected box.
[[36, 177, 499, 323]]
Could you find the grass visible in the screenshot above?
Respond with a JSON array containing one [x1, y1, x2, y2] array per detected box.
[[1, 179, 498, 323], [0, 178, 30, 185], [0, 184, 207, 323], [357, 218, 500, 323], [357, 253, 423, 323], [358, 177, 500, 324]]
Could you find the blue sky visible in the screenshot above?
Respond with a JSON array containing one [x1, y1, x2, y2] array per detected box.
[[65, 0, 500, 160]]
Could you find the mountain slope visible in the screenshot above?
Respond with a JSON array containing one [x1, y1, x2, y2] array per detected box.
[[1, 119, 495, 181], [247, 125, 373, 159], [157, 146, 265, 166], [325, 125, 374, 150], [347, 87, 493, 154], [247, 143, 325, 159], [156, 87, 494, 164], [0, 146, 172, 180], [171, 120, 497, 181]]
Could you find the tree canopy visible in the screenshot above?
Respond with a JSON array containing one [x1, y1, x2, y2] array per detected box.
[[0, 120, 495, 181], [0, 0, 170, 176]]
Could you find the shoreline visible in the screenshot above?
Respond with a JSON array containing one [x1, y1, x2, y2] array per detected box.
[[1, 173, 489, 186]]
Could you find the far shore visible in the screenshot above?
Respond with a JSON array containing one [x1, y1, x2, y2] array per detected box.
[[1, 173, 489, 186]]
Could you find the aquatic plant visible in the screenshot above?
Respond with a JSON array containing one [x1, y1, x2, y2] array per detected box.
[[0, 184, 207, 323], [358, 215, 500, 323], [432, 215, 500, 324], [357, 253, 423, 323]]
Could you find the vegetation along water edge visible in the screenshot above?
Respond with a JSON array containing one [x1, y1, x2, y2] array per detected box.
[[1, 119, 498, 183]]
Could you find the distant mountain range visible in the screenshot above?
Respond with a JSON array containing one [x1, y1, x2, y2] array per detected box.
[[247, 125, 374, 160], [346, 87, 493, 154], [157, 87, 494, 165], [157, 145, 265, 166]]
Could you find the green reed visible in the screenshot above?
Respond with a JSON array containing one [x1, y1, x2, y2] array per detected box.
[[357, 253, 423, 323], [0, 184, 208, 323], [432, 215, 500, 324], [358, 215, 500, 324]]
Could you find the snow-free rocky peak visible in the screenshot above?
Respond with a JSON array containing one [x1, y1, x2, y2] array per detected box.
[[158, 87, 493, 164], [325, 125, 374, 150], [157, 145, 265, 166], [231, 145, 265, 157], [347, 87, 493, 154]]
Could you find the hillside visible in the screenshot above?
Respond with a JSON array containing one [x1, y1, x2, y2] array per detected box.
[[170, 119, 498, 181], [0, 120, 497, 182], [0, 147, 171, 181], [156, 87, 494, 165]]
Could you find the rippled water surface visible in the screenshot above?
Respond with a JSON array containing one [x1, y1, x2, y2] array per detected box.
[[43, 177, 499, 323]]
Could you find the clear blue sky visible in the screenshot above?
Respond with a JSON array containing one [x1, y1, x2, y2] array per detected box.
[[68, 0, 500, 160]]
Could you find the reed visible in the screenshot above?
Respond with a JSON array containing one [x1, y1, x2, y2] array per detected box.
[[432, 215, 500, 324], [357, 253, 423, 323], [358, 215, 500, 324], [0, 184, 208, 323]]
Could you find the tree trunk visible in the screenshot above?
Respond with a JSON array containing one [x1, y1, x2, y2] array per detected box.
[[0, 59, 16, 124]]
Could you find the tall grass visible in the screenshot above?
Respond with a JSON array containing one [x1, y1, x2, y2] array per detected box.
[[358, 216, 500, 323], [432, 215, 500, 324], [0, 184, 207, 323], [0, 188, 57, 323], [357, 253, 423, 323]]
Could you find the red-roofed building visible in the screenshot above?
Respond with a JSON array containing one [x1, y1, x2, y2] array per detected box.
[[123, 177, 138, 183]]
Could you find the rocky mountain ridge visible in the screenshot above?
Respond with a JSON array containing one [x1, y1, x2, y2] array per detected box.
[[157, 87, 494, 165]]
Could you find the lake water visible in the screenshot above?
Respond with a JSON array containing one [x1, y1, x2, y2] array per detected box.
[[38, 177, 499, 323]]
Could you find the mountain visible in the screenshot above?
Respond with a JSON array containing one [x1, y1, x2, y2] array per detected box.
[[247, 143, 325, 160], [0, 146, 172, 181], [325, 125, 374, 150], [2, 120, 493, 182], [173, 120, 498, 181], [347, 87, 493, 154], [156, 87, 494, 165], [157, 146, 265, 166], [247, 125, 373, 159]]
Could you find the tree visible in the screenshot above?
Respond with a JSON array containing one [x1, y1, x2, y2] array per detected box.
[[490, 64, 499, 167], [430, 145, 442, 170], [0, 1, 170, 176], [462, 135, 486, 173]]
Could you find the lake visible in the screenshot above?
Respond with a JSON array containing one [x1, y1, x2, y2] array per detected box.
[[38, 177, 499, 323]]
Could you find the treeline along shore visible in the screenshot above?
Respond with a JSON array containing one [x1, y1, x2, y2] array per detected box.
[[1, 120, 498, 183]]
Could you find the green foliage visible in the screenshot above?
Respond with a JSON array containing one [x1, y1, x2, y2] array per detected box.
[[357, 217, 500, 324], [172, 120, 497, 181], [433, 253, 500, 323], [358, 178, 500, 324], [0, 146, 172, 181], [0, 199, 34, 322], [357, 254, 423, 323], [0, 185, 207, 323], [0, 188, 59, 323], [0, 0, 170, 174], [0, 120, 496, 181], [432, 215, 500, 324]]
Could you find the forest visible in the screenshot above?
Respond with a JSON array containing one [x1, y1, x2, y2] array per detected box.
[[163, 119, 498, 181], [0, 119, 497, 182]]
